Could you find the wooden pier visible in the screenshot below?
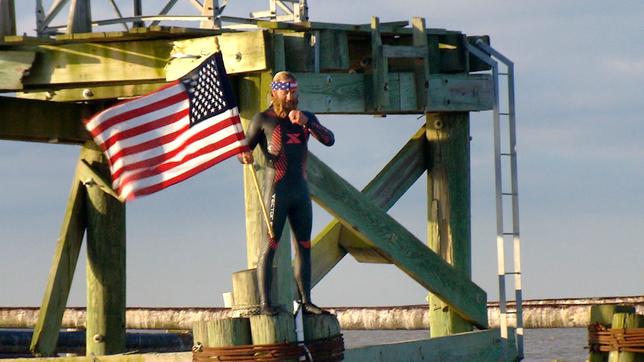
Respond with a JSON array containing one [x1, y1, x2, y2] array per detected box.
[[0, 0, 518, 360]]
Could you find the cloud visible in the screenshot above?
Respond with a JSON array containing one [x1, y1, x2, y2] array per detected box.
[[600, 56, 644, 79]]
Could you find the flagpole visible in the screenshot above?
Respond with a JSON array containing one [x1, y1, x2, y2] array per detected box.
[[246, 164, 275, 240]]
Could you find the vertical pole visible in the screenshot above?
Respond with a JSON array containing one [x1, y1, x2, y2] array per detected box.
[[200, 0, 221, 29], [239, 71, 293, 313], [35, 0, 45, 36], [608, 313, 642, 362], [82, 142, 126, 356], [370, 16, 388, 113], [66, 0, 91, 33], [0, 0, 16, 37], [426, 112, 475, 337], [411, 17, 429, 110], [200, 0, 214, 28], [132, 0, 144, 28]]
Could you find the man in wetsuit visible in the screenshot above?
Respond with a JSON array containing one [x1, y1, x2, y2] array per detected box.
[[238, 71, 335, 315]]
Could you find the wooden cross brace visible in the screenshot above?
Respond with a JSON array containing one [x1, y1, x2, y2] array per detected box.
[[305, 125, 488, 328]]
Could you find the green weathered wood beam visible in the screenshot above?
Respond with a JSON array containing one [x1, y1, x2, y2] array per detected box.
[[8, 71, 492, 112], [258, 19, 458, 35], [30, 157, 87, 357], [427, 73, 493, 111], [412, 17, 430, 110], [17, 82, 166, 102], [23, 39, 171, 88], [0, 50, 34, 90], [382, 45, 427, 58], [79, 159, 123, 202], [1, 31, 268, 91], [165, 31, 269, 81], [427, 113, 475, 337], [318, 30, 349, 71], [295, 72, 493, 114], [306, 153, 487, 327], [344, 328, 517, 362], [310, 126, 428, 283], [83, 143, 126, 356], [370, 17, 388, 112], [0, 96, 91, 143]]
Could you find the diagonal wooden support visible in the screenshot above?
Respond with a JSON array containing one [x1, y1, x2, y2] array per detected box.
[[307, 153, 488, 328], [30, 152, 87, 356], [31, 142, 127, 356], [310, 126, 428, 286]]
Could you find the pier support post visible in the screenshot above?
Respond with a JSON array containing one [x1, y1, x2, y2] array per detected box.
[[249, 312, 296, 345], [303, 314, 341, 341], [608, 312, 643, 362], [231, 268, 278, 314], [83, 142, 126, 356], [426, 112, 475, 337], [589, 304, 636, 362], [193, 318, 251, 347], [0, 0, 16, 37]]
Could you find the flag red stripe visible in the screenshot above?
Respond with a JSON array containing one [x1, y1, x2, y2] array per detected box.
[[116, 132, 246, 195], [89, 90, 187, 138], [84, 81, 181, 129], [101, 108, 190, 150], [110, 125, 190, 180], [110, 116, 240, 181], [125, 146, 247, 199]]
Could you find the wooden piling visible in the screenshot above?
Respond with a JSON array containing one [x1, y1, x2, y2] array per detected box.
[[231, 268, 278, 314], [303, 314, 341, 342], [249, 312, 296, 345], [192, 319, 251, 348], [426, 112, 475, 337], [608, 312, 644, 362], [82, 142, 126, 356], [589, 304, 636, 362]]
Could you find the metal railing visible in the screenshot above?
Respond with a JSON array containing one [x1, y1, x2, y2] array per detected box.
[[33, 0, 308, 36]]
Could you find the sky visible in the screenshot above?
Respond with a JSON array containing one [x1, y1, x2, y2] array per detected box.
[[1, 0, 643, 308]]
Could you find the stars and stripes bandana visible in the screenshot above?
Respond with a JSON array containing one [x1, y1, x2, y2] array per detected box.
[[271, 81, 298, 90]]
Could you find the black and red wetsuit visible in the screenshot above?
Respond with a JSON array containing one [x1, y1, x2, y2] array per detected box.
[[245, 107, 334, 308]]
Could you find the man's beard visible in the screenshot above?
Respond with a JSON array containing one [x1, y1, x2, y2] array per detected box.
[[272, 97, 298, 118]]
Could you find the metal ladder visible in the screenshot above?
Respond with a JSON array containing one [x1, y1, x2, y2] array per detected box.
[[467, 39, 524, 360]]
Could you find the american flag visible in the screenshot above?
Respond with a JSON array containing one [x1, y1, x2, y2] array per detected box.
[[84, 52, 248, 201]]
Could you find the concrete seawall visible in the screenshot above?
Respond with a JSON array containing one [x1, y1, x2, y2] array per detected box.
[[1, 296, 642, 330]]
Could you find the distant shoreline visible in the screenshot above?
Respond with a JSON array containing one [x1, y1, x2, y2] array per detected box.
[[1, 295, 642, 330]]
